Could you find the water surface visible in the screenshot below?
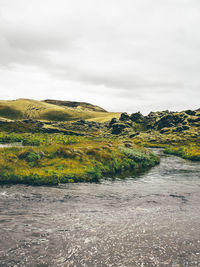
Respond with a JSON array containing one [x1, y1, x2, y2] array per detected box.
[[0, 149, 200, 266], [0, 142, 23, 148]]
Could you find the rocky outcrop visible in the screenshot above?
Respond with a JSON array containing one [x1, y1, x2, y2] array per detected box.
[[130, 112, 144, 122], [155, 114, 186, 130], [172, 125, 190, 132], [185, 110, 196, 116], [111, 123, 128, 134], [119, 112, 130, 121], [109, 118, 117, 128]]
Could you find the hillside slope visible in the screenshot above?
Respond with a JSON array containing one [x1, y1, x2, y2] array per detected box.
[[43, 99, 107, 112], [0, 99, 119, 121]]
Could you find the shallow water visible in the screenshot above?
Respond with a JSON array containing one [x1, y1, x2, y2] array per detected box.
[[0, 149, 200, 266], [0, 142, 23, 148]]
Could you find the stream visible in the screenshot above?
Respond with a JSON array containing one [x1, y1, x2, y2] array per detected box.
[[0, 148, 200, 266]]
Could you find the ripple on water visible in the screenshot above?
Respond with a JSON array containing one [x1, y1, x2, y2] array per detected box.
[[0, 149, 200, 266]]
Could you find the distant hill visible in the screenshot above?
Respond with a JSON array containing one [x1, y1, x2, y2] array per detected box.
[[0, 98, 119, 122], [43, 99, 107, 113]]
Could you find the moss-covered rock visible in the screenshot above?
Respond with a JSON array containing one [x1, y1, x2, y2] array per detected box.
[[111, 123, 128, 134]]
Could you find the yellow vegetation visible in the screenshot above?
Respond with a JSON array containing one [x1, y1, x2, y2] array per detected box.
[[0, 98, 120, 122]]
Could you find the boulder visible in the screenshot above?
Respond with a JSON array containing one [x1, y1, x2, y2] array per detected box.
[[130, 112, 144, 122], [160, 127, 171, 134], [185, 110, 196, 116], [109, 118, 117, 128], [155, 113, 186, 130], [173, 125, 190, 132], [188, 117, 200, 123], [124, 142, 132, 148], [111, 123, 127, 134], [119, 112, 130, 121], [129, 132, 139, 138], [73, 120, 86, 125]]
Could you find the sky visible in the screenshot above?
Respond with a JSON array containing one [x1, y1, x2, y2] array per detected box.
[[0, 0, 200, 114]]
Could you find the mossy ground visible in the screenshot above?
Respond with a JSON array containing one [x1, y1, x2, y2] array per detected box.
[[0, 132, 159, 185], [163, 145, 200, 161], [132, 130, 200, 161]]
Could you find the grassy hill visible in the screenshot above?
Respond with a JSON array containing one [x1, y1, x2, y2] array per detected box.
[[43, 99, 107, 112], [0, 99, 120, 122]]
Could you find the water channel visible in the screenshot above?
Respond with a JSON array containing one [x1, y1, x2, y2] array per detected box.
[[0, 148, 200, 266]]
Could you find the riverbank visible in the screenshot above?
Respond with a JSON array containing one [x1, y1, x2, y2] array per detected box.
[[132, 131, 200, 161], [163, 144, 200, 161], [0, 133, 159, 185]]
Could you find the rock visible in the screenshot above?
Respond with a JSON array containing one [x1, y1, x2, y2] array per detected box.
[[123, 142, 132, 148], [160, 127, 171, 134], [142, 110, 171, 129], [130, 112, 144, 122], [188, 117, 200, 123], [129, 132, 139, 138], [155, 113, 186, 130], [173, 125, 189, 132], [109, 118, 117, 128], [119, 112, 130, 121], [182, 125, 190, 130], [87, 121, 100, 128], [73, 120, 86, 125], [173, 126, 183, 132], [22, 119, 37, 123], [185, 110, 196, 116], [125, 121, 133, 127], [111, 123, 127, 134], [36, 122, 44, 127]]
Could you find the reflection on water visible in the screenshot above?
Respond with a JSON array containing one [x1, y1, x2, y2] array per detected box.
[[0, 142, 23, 148], [0, 149, 200, 266]]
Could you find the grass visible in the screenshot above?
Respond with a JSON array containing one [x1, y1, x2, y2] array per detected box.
[[0, 133, 160, 185], [0, 132, 85, 146], [0, 106, 23, 120], [131, 129, 200, 161], [164, 144, 200, 161]]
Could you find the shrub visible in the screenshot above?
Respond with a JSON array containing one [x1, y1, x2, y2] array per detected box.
[[22, 138, 40, 146], [86, 165, 102, 182]]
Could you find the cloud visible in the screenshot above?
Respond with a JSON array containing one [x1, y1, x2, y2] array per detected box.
[[0, 0, 200, 113]]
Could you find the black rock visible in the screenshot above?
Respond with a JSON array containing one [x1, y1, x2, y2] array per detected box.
[[130, 112, 144, 122], [119, 112, 130, 121], [109, 118, 117, 128], [75, 120, 86, 125], [185, 110, 196, 116], [188, 117, 200, 123], [111, 123, 127, 134], [155, 114, 186, 130], [129, 132, 139, 138]]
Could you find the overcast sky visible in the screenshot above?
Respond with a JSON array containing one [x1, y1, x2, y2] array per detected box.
[[0, 0, 199, 114]]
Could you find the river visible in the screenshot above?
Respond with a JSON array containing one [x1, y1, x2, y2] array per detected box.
[[0, 149, 200, 267]]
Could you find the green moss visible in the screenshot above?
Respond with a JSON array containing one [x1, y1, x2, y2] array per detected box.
[[164, 145, 200, 161], [0, 133, 160, 185]]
